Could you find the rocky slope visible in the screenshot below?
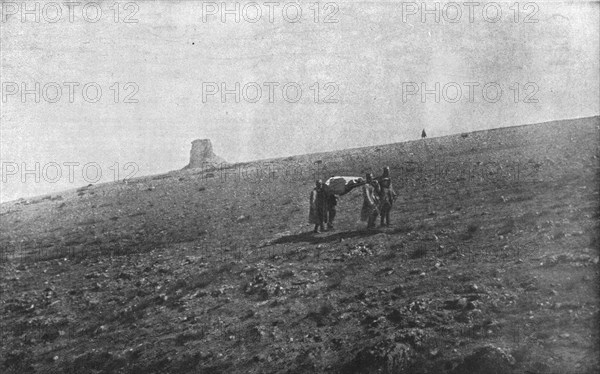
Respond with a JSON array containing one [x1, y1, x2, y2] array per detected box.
[[1, 117, 598, 373]]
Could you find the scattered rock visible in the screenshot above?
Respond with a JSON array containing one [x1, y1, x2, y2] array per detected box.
[[444, 298, 468, 310], [391, 286, 405, 296], [467, 301, 481, 310], [342, 339, 413, 373], [243, 273, 282, 300], [452, 345, 515, 374]]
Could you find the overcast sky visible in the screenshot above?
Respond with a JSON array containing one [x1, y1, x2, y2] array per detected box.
[[1, 1, 598, 202]]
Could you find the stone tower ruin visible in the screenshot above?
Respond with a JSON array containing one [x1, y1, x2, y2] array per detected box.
[[184, 139, 227, 169]]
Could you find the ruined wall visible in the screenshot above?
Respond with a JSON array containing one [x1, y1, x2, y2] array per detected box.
[[184, 139, 227, 169]]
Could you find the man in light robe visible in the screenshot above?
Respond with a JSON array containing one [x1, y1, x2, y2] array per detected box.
[[360, 174, 380, 229]]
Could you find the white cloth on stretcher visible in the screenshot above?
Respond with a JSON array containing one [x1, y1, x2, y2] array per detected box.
[[324, 176, 365, 195]]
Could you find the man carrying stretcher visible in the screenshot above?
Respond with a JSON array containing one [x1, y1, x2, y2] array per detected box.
[[309, 172, 395, 233], [322, 176, 366, 230], [309, 176, 366, 233]]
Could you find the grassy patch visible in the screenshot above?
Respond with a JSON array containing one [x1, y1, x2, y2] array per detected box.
[[460, 223, 480, 240], [392, 224, 414, 234], [325, 267, 346, 289], [410, 244, 428, 259], [175, 328, 208, 346], [497, 218, 516, 236]]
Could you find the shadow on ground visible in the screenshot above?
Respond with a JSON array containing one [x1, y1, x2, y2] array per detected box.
[[271, 228, 387, 245]]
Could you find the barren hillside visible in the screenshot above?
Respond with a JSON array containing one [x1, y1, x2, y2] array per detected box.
[[1, 117, 599, 373]]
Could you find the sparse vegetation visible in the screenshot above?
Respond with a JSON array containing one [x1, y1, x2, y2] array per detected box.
[[461, 223, 480, 240], [0, 117, 598, 373], [325, 267, 346, 289], [411, 243, 428, 259]]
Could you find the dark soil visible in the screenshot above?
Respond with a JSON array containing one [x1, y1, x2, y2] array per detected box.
[[1, 117, 599, 373]]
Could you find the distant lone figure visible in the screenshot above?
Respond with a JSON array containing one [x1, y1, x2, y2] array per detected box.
[[309, 180, 328, 233], [421, 129, 427, 139]]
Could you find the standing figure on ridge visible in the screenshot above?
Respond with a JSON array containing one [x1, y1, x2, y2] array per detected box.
[[421, 129, 427, 139]]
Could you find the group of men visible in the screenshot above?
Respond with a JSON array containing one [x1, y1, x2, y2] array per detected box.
[[309, 167, 397, 233]]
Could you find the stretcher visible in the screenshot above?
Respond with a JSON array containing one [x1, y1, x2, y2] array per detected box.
[[324, 176, 366, 195]]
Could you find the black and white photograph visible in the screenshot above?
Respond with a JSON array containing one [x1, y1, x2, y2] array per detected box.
[[1, 1, 599, 373]]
